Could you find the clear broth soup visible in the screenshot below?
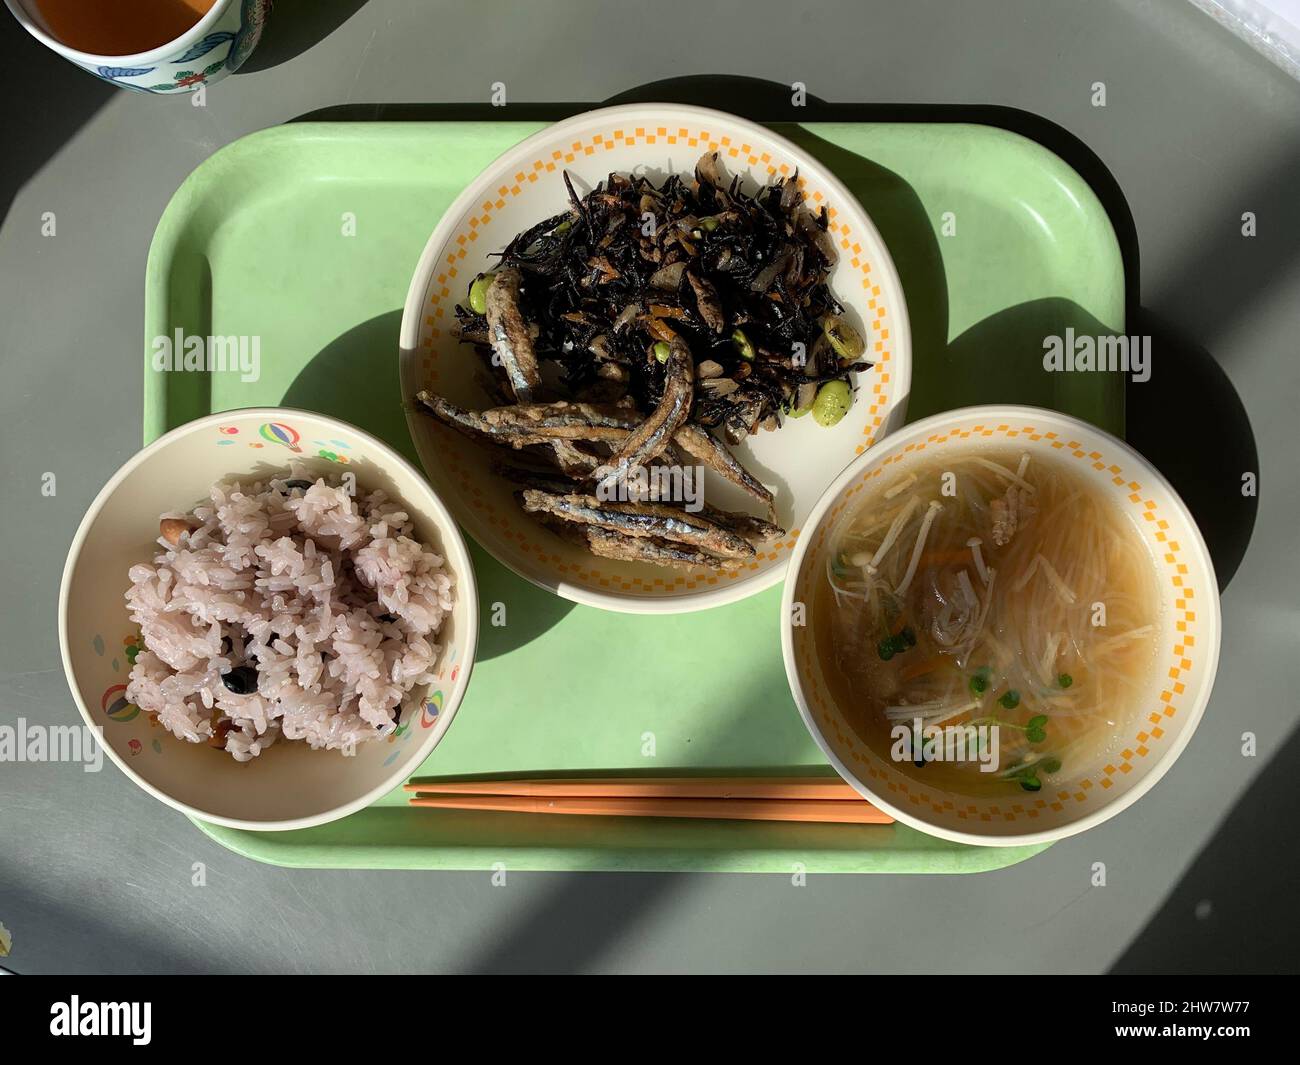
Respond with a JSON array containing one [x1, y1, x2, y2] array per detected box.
[[814, 447, 1162, 799]]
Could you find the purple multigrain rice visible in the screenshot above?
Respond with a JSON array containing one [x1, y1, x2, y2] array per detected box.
[[124, 468, 453, 761]]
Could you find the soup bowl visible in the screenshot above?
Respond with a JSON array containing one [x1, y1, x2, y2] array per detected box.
[[59, 408, 478, 831], [781, 405, 1221, 846]]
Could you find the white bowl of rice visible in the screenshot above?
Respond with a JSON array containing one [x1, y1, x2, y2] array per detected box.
[[59, 408, 478, 831]]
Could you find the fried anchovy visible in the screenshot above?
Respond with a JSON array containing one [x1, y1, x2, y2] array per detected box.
[[520, 490, 755, 560], [494, 464, 588, 495], [415, 391, 626, 447], [497, 463, 782, 545], [481, 400, 638, 433], [486, 267, 542, 403], [546, 441, 602, 477], [533, 516, 737, 571], [672, 423, 776, 518], [583, 526, 744, 571], [491, 402, 774, 519], [596, 335, 694, 494], [415, 391, 504, 445], [473, 380, 615, 477], [418, 391, 776, 519], [707, 511, 784, 546]]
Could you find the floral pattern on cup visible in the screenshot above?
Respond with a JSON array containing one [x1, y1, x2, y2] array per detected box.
[[30, 0, 272, 95]]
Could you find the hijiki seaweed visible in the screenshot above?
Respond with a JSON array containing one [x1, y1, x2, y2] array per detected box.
[[415, 152, 872, 571]]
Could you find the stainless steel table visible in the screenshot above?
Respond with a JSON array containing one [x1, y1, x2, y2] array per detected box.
[[1, 0, 1296, 973]]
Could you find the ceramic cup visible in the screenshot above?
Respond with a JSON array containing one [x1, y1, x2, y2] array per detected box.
[[4, 0, 272, 94]]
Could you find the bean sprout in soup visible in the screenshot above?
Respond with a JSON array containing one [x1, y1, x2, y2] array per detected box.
[[815, 448, 1162, 797]]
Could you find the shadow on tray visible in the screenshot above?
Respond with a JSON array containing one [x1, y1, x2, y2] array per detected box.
[[778, 125, 949, 412], [283, 310, 409, 457], [282, 310, 575, 651]]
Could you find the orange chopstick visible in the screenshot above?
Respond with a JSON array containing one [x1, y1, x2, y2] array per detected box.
[[408, 794, 892, 824], [404, 776, 864, 801]]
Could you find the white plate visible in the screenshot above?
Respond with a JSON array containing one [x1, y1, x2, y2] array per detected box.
[[400, 103, 911, 613]]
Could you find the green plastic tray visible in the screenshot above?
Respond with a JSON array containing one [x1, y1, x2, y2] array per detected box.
[[143, 120, 1124, 872]]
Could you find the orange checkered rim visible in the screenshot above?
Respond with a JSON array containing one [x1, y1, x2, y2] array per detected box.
[[794, 422, 1200, 824], [413, 124, 896, 593]]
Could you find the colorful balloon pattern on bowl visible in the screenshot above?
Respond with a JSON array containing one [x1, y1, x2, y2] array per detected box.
[[259, 421, 302, 452], [215, 422, 361, 462], [100, 683, 140, 723]]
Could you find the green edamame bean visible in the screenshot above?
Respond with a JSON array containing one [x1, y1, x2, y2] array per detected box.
[[653, 341, 671, 363], [824, 316, 865, 361], [812, 380, 852, 426], [468, 273, 496, 315]]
